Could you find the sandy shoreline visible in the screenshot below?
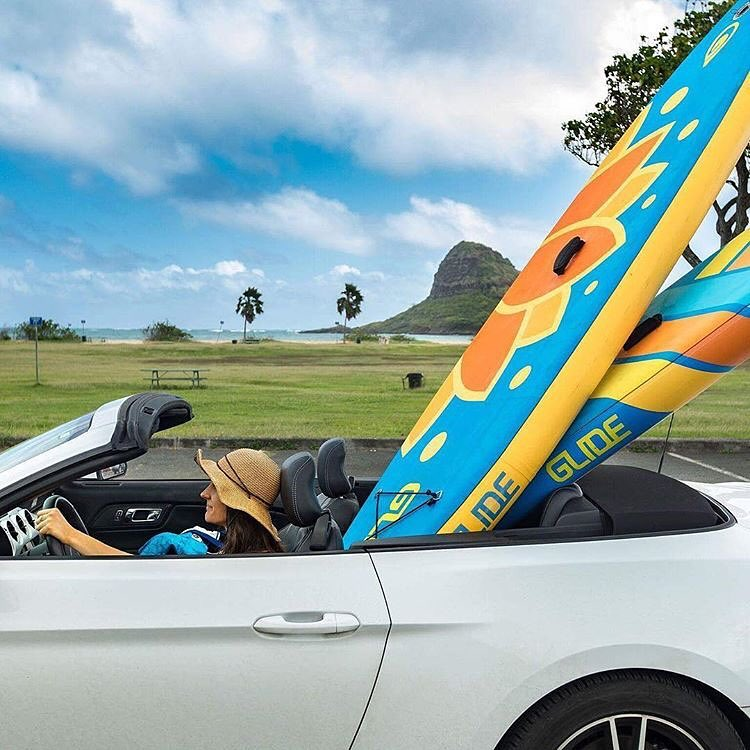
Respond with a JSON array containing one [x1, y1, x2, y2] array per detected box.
[[81, 337, 348, 345]]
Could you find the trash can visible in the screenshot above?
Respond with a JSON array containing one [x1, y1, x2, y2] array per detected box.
[[403, 372, 424, 389]]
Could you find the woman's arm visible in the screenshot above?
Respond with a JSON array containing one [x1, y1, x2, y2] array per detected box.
[[35, 508, 131, 556]]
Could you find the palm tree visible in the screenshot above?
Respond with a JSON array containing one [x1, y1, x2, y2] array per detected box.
[[236, 287, 264, 341], [336, 283, 364, 342]]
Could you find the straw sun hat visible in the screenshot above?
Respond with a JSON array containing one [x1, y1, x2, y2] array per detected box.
[[195, 448, 281, 543]]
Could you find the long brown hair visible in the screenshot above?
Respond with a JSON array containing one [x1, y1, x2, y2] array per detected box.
[[221, 508, 282, 554]]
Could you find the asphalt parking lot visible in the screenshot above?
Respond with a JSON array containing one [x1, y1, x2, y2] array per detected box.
[[126, 444, 750, 485]]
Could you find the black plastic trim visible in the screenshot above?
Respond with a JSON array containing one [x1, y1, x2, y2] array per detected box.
[[0, 546, 363, 560], [624, 313, 663, 351], [553, 236, 585, 275], [113, 392, 193, 451], [354, 498, 734, 552]]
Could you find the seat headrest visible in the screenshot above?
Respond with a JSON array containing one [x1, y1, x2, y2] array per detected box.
[[539, 484, 585, 527], [280, 452, 324, 527], [317, 438, 352, 498]]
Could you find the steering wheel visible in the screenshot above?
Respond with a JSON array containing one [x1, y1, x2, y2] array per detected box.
[[40, 495, 89, 557]]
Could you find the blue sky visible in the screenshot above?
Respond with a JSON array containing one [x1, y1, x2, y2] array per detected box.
[[0, 0, 706, 331]]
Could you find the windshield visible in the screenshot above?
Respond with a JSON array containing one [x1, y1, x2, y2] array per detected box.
[[0, 413, 94, 474]]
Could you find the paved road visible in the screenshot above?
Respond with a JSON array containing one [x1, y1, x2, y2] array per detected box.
[[126, 444, 750, 485]]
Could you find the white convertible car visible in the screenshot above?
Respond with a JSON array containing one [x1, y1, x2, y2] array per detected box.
[[2, 393, 750, 750]]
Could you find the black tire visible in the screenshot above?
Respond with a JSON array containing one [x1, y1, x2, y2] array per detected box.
[[498, 670, 744, 750]]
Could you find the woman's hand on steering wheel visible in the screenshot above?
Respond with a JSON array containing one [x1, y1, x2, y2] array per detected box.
[[35, 507, 75, 546]]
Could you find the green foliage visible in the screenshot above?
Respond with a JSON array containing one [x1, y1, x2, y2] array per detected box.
[[236, 286, 264, 341], [15, 319, 81, 342], [336, 283, 364, 330], [143, 321, 193, 342], [361, 293, 502, 335], [562, 1, 748, 248], [389, 334, 416, 343], [563, 1, 733, 165], [0, 327, 11, 341], [344, 331, 378, 343]]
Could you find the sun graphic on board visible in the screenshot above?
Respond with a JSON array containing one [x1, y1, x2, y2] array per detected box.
[[400, 93, 698, 458]]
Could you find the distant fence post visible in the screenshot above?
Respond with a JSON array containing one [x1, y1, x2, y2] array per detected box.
[[29, 317, 42, 385]]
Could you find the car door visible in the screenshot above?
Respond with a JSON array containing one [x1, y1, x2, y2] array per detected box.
[[352, 531, 750, 750], [0, 550, 388, 750]]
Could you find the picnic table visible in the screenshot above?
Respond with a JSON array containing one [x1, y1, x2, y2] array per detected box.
[[142, 368, 208, 389]]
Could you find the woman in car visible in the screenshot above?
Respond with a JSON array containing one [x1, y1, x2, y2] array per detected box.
[[34, 448, 284, 556]]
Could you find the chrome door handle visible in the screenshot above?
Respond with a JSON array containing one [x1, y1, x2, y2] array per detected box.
[[253, 612, 360, 636], [125, 507, 162, 523]]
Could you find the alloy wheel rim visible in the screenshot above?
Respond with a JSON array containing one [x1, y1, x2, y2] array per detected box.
[[556, 713, 705, 750]]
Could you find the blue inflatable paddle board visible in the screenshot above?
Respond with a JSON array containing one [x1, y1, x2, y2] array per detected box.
[[498, 228, 750, 528]]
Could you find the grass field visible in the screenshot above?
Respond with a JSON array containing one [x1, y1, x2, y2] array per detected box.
[[0, 339, 747, 441]]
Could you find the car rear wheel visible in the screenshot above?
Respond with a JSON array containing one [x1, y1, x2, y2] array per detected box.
[[498, 670, 744, 750]]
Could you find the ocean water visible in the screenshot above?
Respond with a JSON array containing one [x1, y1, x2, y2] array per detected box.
[[80, 328, 472, 345]]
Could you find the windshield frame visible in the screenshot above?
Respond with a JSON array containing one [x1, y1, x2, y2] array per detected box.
[[0, 413, 95, 475]]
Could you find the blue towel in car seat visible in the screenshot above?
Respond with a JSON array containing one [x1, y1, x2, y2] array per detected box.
[[181, 526, 224, 551], [138, 532, 209, 556]]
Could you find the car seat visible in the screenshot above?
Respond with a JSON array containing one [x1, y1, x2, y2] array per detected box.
[[538, 484, 608, 533], [278, 452, 343, 552], [315, 438, 359, 534]]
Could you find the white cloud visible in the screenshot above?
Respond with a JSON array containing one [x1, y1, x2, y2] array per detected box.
[[0, 255, 289, 328], [384, 196, 545, 267], [0, 62, 199, 195], [178, 188, 374, 255], [4, 259, 269, 300], [0, 266, 30, 293], [331, 264, 361, 276], [312, 265, 387, 303], [600, 1, 680, 62], [385, 197, 499, 250], [184, 188, 548, 267], [328, 264, 385, 281], [0, 0, 681, 192], [213, 260, 247, 276]]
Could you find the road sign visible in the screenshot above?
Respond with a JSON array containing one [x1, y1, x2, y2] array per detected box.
[[29, 317, 43, 326]]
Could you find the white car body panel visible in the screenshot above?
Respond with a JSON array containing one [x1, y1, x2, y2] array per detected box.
[[355, 514, 750, 750], [691, 481, 750, 525], [0, 553, 388, 750]]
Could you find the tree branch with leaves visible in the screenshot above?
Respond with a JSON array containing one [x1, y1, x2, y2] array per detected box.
[[562, 0, 748, 265]]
